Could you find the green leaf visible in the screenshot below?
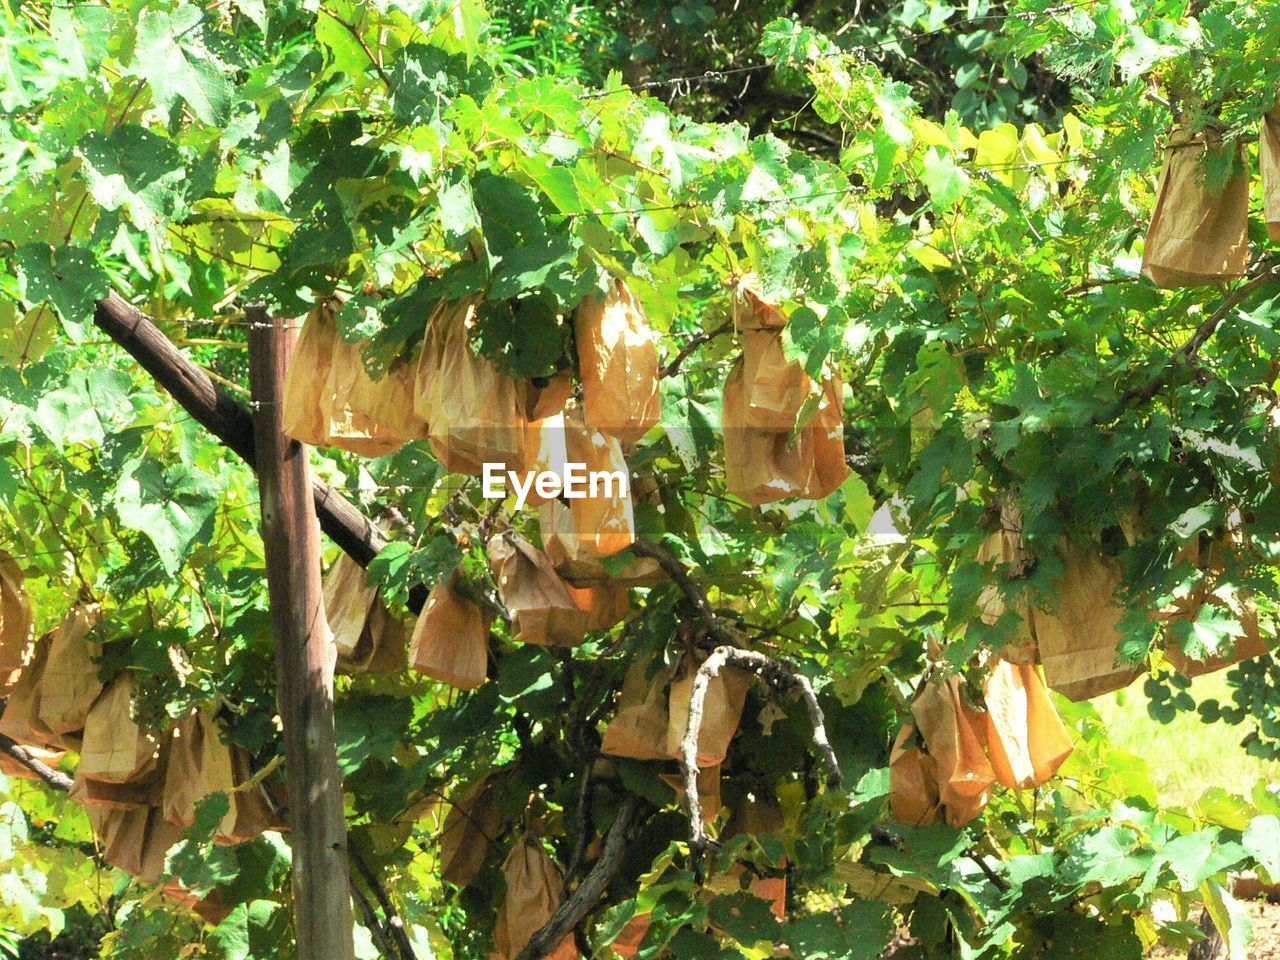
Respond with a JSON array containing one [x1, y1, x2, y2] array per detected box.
[[15, 244, 111, 341], [77, 125, 188, 229], [133, 5, 234, 125], [1243, 815, 1280, 882], [112, 458, 220, 575], [920, 148, 970, 210]]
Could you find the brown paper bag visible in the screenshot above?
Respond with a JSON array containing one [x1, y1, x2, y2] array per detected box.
[[982, 660, 1073, 789], [566, 581, 629, 633], [517, 412, 570, 508], [1262, 102, 1280, 242], [94, 806, 184, 883], [562, 401, 636, 557], [440, 775, 504, 887], [161, 709, 237, 836], [609, 915, 652, 959], [538, 499, 665, 587], [722, 358, 812, 504], [78, 674, 161, 784], [416, 298, 529, 474], [282, 298, 339, 445], [487, 533, 590, 646], [911, 678, 994, 827], [732, 274, 787, 331], [494, 836, 578, 960], [975, 510, 1040, 662], [576, 280, 661, 444], [217, 749, 285, 844], [326, 344, 427, 456], [0, 551, 33, 672], [0, 631, 56, 747], [741, 328, 810, 430], [37, 603, 103, 739], [1141, 126, 1249, 288], [409, 576, 490, 690], [322, 554, 407, 674], [1032, 540, 1139, 701], [601, 659, 678, 761], [799, 371, 850, 500], [526, 371, 574, 421], [889, 724, 941, 827], [665, 654, 751, 768]]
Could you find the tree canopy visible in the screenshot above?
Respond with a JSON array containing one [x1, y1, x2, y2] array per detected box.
[[2, 0, 1280, 958]]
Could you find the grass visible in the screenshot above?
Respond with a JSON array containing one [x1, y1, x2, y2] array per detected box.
[[1093, 673, 1280, 807]]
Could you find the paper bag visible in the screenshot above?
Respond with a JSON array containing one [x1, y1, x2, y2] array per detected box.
[[982, 660, 1073, 789], [416, 298, 529, 474], [36, 603, 103, 739], [494, 836, 578, 960], [911, 678, 994, 827], [526, 371, 574, 421], [562, 401, 636, 557], [78, 674, 161, 784], [1033, 541, 1139, 701], [665, 654, 750, 768], [409, 576, 491, 690], [326, 344, 427, 456], [722, 358, 813, 504], [741, 328, 810, 430], [322, 554, 407, 674], [575, 279, 661, 444], [95, 806, 184, 883], [217, 749, 285, 844], [732, 274, 787, 331], [538, 499, 664, 587], [0, 631, 56, 747], [1141, 126, 1249, 288], [0, 550, 33, 672], [799, 370, 851, 500], [161, 709, 238, 836], [889, 724, 941, 827], [440, 775, 504, 887], [487, 533, 590, 646], [601, 659, 678, 761], [282, 298, 339, 446]]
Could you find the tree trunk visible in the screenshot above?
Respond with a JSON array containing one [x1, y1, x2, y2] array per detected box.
[[248, 306, 356, 960]]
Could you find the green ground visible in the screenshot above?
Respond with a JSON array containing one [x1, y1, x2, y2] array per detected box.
[[1094, 674, 1280, 808]]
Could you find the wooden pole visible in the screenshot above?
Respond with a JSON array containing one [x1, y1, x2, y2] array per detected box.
[[247, 306, 356, 960]]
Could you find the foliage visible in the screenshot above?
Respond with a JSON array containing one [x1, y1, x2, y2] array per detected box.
[[1, 0, 1280, 957]]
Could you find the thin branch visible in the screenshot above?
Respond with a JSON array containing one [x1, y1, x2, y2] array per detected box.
[[0, 732, 73, 791], [660, 321, 733, 379], [679, 646, 842, 860], [512, 794, 644, 960], [350, 878, 398, 960], [350, 848, 417, 960], [630, 539, 736, 643], [1096, 261, 1280, 424]]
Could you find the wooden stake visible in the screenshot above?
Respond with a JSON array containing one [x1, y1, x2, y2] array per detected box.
[[248, 306, 356, 960]]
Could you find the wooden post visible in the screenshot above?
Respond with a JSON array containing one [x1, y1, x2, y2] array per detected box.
[[248, 306, 356, 960]]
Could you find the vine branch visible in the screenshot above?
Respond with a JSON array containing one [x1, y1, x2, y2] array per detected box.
[[512, 793, 644, 960], [1095, 260, 1280, 424], [0, 731, 74, 791], [679, 646, 843, 859]]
